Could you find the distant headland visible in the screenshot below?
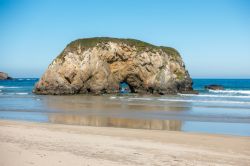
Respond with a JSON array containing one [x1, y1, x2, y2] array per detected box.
[[0, 72, 12, 80], [34, 37, 194, 95]]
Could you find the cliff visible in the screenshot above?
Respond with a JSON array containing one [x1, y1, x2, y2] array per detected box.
[[34, 37, 194, 95]]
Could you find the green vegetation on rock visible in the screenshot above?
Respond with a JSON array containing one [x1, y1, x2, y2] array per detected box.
[[58, 37, 181, 60]]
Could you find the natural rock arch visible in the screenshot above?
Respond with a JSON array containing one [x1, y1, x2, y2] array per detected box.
[[34, 37, 194, 95]]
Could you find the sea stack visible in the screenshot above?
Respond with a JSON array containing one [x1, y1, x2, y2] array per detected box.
[[34, 37, 194, 95], [0, 72, 12, 80], [205, 85, 224, 90]]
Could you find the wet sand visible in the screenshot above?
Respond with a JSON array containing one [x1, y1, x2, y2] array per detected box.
[[2, 94, 250, 136], [0, 120, 250, 166]]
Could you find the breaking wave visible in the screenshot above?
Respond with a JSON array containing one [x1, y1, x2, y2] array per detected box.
[[208, 89, 250, 95], [179, 93, 250, 99], [0, 86, 20, 89], [157, 98, 250, 105]]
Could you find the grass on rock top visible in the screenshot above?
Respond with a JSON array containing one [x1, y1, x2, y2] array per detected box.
[[57, 37, 181, 60]]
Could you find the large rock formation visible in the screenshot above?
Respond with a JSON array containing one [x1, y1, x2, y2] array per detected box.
[[34, 37, 194, 95], [0, 72, 12, 80]]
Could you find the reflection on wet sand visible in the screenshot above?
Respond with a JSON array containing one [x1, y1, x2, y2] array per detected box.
[[49, 114, 182, 131], [43, 95, 191, 113], [42, 95, 187, 130]]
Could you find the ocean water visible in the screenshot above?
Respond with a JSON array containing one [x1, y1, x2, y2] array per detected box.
[[0, 78, 250, 136]]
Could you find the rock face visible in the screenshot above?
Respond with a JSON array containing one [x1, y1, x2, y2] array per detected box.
[[34, 37, 194, 95], [205, 85, 224, 90], [0, 72, 12, 80]]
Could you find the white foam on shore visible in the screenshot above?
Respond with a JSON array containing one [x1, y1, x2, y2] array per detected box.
[[17, 78, 35, 81], [117, 96, 250, 104], [0, 86, 20, 89], [1, 92, 29, 95], [157, 98, 250, 105], [179, 93, 250, 99], [16, 92, 29, 95], [209, 89, 250, 95], [128, 97, 153, 101]]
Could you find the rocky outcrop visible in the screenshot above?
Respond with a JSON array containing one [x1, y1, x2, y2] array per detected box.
[[0, 72, 12, 80], [205, 85, 224, 90], [34, 37, 194, 95]]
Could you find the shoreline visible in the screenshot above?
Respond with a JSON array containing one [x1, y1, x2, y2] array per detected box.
[[0, 120, 250, 166]]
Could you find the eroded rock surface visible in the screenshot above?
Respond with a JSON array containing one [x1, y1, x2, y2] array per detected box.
[[34, 37, 194, 95]]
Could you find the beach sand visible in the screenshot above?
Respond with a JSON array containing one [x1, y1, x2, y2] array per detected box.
[[0, 120, 250, 166]]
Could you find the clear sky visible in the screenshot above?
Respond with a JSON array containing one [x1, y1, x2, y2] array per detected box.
[[0, 0, 249, 78]]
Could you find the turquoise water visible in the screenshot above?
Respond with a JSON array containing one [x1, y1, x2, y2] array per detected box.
[[0, 78, 250, 136]]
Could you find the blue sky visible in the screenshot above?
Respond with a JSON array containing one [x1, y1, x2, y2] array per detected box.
[[0, 0, 249, 78]]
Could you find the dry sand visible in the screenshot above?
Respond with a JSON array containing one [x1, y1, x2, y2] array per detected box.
[[0, 120, 250, 166]]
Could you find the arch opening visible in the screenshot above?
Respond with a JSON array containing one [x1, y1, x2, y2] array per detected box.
[[119, 82, 135, 94]]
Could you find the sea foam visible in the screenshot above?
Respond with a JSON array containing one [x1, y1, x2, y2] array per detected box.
[[209, 89, 250, 95], [16, 92, 29, 95], [157, 98, 250, 104], [0, 86, 20, 89], [179, 93, 250, 99]]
